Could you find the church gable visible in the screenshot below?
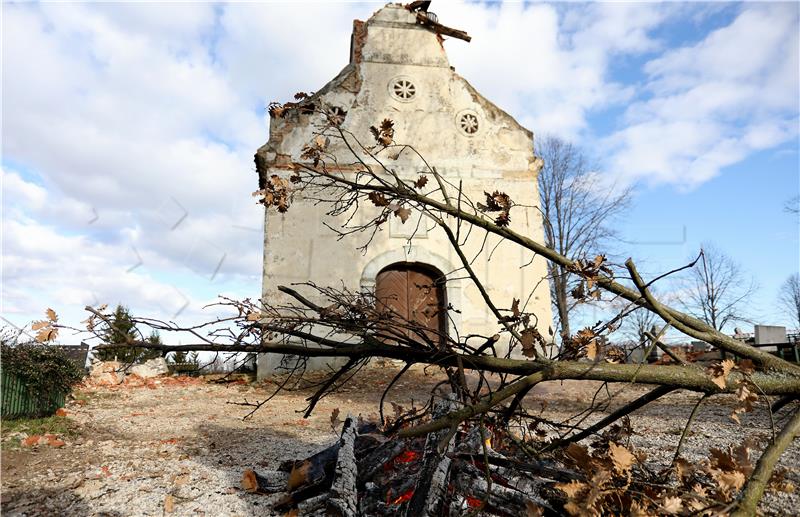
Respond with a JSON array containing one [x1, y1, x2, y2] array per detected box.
[[255, 3, 553, 376], [257, 3, 539, 182]]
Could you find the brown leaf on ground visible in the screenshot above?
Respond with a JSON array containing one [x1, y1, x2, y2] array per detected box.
[[525, 501, 544, 517], [164, 494, 175, 513], [608, 442, 635, 474], [629, 500, 654, 517], [555, 480, 586, 499], [674, 458, 694, 485], [564, 443, 594, 472], [713, 469, 746, 493], [241, 469, 259, 492], [659, 496, 682, 514]]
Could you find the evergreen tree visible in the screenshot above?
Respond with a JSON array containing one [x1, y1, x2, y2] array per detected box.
[[93, 305, 163, 364]]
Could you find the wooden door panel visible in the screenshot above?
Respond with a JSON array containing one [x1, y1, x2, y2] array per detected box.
[[376, 265, 446, 345], [376, 269, 409, 319], [408, 270, 439, 334]]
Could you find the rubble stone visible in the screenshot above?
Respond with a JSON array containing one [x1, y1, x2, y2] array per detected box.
[[129, 357, 169, 378]]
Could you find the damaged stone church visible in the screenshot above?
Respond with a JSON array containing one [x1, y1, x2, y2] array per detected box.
[[255, 3, 552, 377]]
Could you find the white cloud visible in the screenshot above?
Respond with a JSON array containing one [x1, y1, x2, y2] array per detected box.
[[604, 3, 799, 188], [1, 3, 266, 336], [434, 2, 677, 138], [2, 1, 797, 337]]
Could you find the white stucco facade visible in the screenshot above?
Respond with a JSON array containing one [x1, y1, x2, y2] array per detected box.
[[255, 4, 552, 377]]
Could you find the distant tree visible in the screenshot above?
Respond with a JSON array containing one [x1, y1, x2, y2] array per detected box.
[[167, 348, 201, 374], [623, 305, 660, 345], [93, 305, 163, 363], [536, 136, 631, 339], [169, 349, 188, 364], [680, 244, 757, 332], [784, 195, 799, 215], [778, 273, 800, 330]]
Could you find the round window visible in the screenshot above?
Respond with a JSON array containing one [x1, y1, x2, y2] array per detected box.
[[389, 77, 417, 102], [327, 106, 347, 126], [456, 109, 480, 136]]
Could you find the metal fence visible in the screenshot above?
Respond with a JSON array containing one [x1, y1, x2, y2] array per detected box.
[[1, 371, 66, 419]]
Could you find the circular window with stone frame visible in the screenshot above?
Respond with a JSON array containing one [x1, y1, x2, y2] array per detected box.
[[456, 109, 481, 136], [327, 106, 347, 126], [389, 76, 417, 102]]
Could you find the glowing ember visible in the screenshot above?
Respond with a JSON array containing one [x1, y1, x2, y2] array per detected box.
[[466, 496, 484, 508], [388, 489, 415, 505], [394, 449, 420, 463]]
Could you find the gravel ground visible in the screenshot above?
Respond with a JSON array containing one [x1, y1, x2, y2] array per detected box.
[[1, 364, 798, 516]]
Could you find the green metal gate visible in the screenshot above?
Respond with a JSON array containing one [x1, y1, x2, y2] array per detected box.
[[1, 371, 66, 419]]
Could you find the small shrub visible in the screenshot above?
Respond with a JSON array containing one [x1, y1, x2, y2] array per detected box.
[[1, 339, 84, 416]]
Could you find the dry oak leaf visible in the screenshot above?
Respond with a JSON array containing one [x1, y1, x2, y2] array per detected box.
[[555, 480, 586, 499], [709, 446, 739, 471], [709, 359, 736, 389], [313, 134, 329, 149], [330, 407, 341, 430], [731, 383, 758, 423], [659, 496, 682, 515], [368, 192, 390, 207], [673, 457, 694, 484], [608, 442, 635, 474], [35, 326, 58, 343], [393, 206, 411, 223], [525, 501, 544, 517], [629, 500, 654, 517], [413, 175, 428, 189], [564, 442, 594, 472], [519, 331, 534, 357], [586, 340, 599, 361], [369, 118, 394, 146], [46, 308, 58, 322], [713, 469, 746, 493], [246, 312, 263, 322]]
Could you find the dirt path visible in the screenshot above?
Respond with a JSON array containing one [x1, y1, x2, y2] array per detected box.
[[1, 364, 798, 516]]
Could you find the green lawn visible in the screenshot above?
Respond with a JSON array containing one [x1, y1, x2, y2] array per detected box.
[[1, 415, 81, 448]]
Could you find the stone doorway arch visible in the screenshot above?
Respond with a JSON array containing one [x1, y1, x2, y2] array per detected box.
[[360, 246, 462, 333]]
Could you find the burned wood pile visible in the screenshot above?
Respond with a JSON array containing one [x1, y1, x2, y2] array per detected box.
[[241, 396, 574, 516]]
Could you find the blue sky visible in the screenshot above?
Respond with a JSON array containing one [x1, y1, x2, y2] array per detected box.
[[2, 1, 798, 343]]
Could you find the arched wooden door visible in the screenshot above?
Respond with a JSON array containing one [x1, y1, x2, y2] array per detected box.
[[375, 263, 446, 344]]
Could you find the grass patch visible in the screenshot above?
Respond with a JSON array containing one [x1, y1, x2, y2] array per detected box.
[[1, 416, 81, 449], [71, 389, 117, 404], [71, 390, 91, 404]]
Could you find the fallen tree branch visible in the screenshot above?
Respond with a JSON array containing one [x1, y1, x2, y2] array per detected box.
[[732, 408, 800, 517], [544, 385, 676, 451]]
